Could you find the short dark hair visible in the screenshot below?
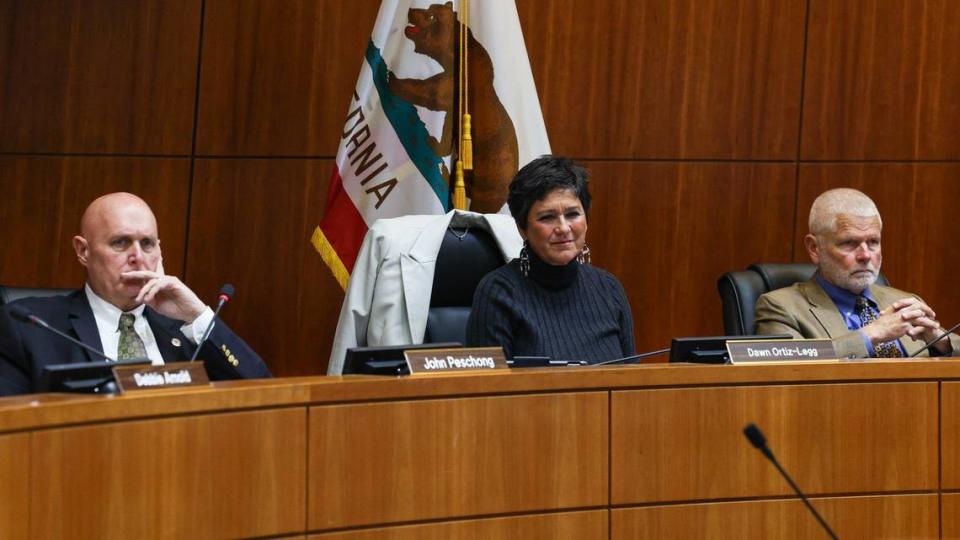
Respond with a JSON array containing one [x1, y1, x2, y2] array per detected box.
[[507, 155, 591, 230]]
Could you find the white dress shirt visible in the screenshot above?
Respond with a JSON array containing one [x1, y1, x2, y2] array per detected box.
[[84, 284, 215, 365]]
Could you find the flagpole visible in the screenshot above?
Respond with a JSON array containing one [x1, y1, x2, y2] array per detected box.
[[453, 0, 471, 210]]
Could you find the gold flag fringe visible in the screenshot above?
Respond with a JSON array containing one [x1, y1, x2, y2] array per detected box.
[[460, 112, 473, 170], [311, 226, 350, 290]]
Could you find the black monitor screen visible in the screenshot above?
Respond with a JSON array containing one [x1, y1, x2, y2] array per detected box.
[[343, 342, 462, 376], [669, 334, 792, 364], [39, 359, 150, 394]]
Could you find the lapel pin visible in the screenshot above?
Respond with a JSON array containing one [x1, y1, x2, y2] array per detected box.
[[171, 338, 182, 347]]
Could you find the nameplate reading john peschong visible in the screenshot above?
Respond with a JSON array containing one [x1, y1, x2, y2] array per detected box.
[[113, 361, 210, 393], [727, 339, 839, 365], [405, 347, 508, 375]]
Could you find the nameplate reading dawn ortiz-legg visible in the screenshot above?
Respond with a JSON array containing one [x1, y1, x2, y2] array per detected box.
[[726, 339, 838, 365], [404, 347, 508, 374]]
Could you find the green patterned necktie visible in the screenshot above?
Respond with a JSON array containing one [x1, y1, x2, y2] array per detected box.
[[117, 313, 148, 361]]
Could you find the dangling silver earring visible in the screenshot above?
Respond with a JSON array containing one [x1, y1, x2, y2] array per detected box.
[[578, 243, 591, 265], [520, 242, 530, 277]]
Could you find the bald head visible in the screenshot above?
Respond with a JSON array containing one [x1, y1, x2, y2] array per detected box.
[[808, 188, 881, 236], [80, 192, 156, 238], [73, 193, 161, 310]]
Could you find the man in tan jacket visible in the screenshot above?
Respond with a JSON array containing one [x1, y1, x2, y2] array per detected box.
[[755, 188, 958, 359]]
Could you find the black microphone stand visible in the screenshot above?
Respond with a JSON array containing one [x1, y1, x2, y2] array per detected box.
[[743, 423, 838, 539]]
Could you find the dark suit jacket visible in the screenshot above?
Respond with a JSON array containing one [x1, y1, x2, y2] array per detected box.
[[0, 289, 271, 396], [755, 277, 960, 359]]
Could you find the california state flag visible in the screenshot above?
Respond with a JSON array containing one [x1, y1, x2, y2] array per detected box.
[[312, 0, 550, 289]]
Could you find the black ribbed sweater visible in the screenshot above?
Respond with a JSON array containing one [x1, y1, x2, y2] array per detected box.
[[466, 250, 635, 362]]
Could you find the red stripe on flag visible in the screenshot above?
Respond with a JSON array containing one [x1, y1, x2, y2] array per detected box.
[[319, 166, 368, 273]]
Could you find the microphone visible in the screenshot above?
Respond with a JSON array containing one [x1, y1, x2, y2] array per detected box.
[[8, 305, 117, 362], [189, 284, 234, 362], [591, 347, 671, 366], [909, 320, 960, 358], [743, 423, 838, 540]]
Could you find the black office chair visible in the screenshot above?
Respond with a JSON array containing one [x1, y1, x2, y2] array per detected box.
[[0, 285, 73, 306], [717, 263, 889, 335], [717, 269, 768, 337], [423, 226, 505, 344]]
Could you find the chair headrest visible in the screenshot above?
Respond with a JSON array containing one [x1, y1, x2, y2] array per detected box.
[[749, 262, 889, 289], [430, 227, 503, 307], [0, 285, 73, 306], [748, 263, 817, 291]]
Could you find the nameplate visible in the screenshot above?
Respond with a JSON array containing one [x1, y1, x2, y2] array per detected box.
[[113, 361, 210, 393], [405, 347, 508, 374], [727, 339, 838, 365]]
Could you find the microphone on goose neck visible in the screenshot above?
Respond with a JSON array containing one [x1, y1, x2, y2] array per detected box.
[[189, 284, 234, 362], [743, 423, 838, 540], [8, 305, 116, 362]]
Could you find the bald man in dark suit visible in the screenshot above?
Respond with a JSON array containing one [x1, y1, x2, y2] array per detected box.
[[0, 192, 270, 396]]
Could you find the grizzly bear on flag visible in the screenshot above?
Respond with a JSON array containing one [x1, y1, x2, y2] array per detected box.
[[387, 1, 519, 213]]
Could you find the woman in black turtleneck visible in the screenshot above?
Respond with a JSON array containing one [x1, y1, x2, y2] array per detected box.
[[465, 155, 635, 362]]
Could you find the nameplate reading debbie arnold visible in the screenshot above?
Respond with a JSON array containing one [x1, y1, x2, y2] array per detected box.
[[727, 339, 838, 365], [405, 347, 508, 374], [113, 362, 210, 393]]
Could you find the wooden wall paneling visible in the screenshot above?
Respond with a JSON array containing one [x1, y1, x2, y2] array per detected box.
[[0, 0, 201, 154], [0, 433, 29, 540], [0, 157, 191, 287], [308, 510, 608, 540], [29, 408, 306, 540], [796, 164, 960, 334], [196, 0, 381, 156], [587, 162, 795, 354], [611, 383, 938, 504], [802, 0, 960, 159], [944, 493, 960, 538], [942, 382, 960, 489], [612, 494, 938, 539], [308, 392, 608, 530], [517, 0, 806, 159], [186, 158, 341, 376]]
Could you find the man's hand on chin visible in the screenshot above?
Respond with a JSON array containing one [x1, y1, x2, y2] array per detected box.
[[122, 258, 206, 324]]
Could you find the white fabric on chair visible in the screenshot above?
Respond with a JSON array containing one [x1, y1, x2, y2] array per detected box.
[[327, 210, 522, 375]]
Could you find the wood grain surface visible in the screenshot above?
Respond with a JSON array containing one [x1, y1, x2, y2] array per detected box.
[[612, 494, 938, 539], [942, 382, 960, 489], [802, 0, 960, 159], [29, 408, 306, 539], [1, 0, 959, 380], [587, 161, 796, 355], [0, 0, 201, 154], [308, 392, 608, 529], [0, 433, 29, 540], [943, 493, 960, 539], [186, 158, 342, 375], [796, 163, 960, 334], [195, 0, 380, 156], [519, 0, 806, 159], [0, 157, 190, 286], [611, 382, 938, 503], [308, 510, 607, 540]]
